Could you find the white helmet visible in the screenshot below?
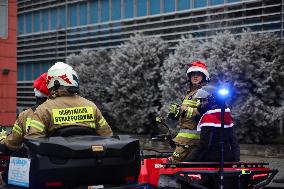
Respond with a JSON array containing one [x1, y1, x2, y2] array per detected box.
[[46, 62, 79, 90], [186, 61, 210, 82]]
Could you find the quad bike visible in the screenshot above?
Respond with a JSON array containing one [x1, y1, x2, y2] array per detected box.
[[0, 123, 278, 189], [138, 118, 278, 189], [138, 85, 278, 189], [0, 126, 149, 189]]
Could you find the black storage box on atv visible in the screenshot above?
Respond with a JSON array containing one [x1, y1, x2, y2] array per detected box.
[[5, 135, 141, 188]]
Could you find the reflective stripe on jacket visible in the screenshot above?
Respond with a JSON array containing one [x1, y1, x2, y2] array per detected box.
[[179, 88, 200, 130], [4, 108, 34, 151]]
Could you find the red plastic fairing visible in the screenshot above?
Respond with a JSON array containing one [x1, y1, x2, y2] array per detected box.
[[138, 158, 274, 187]]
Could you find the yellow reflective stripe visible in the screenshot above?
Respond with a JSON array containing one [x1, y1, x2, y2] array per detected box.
[[176, 132, 200, 139], [12, 124, 23, 135], [182, 99, 191, 106], [25, 117, 32, 132], [186, 107, 194, 118], [98, 117, 107, 127], [182, 99, 200, 107], [29, 120, 45, 132], [90, 122, 96, 129]]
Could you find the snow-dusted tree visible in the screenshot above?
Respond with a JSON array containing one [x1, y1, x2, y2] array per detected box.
[[230, 32, 284, 143], [107, 33, 168, 133], [66, 49, 113, 120], [162, 31, 284, 143]]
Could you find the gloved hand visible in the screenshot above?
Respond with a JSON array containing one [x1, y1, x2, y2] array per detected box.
[[0, 129, 7, 142], [168, 103, 180, 120], [155, 116, 162, 124]]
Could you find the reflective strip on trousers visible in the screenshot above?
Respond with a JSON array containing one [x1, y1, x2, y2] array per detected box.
[[29, 120, 45, 132], [12, 124, 23, 135], [176, 129, 200, 139]]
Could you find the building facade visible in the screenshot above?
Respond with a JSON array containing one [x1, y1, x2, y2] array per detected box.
[[0, 0, 17, 126], [17, 0, 283, 110]]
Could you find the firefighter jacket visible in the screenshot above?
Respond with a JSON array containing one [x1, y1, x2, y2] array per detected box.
[[174, 85, 203, 146], [3, 108, 34, 151], [171, 85, 204, 162], [25, 95, 113, 139], [193, 108, 240, 162]]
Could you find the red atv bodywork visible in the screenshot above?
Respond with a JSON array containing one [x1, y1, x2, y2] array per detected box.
[[138, 157, 278, 188]]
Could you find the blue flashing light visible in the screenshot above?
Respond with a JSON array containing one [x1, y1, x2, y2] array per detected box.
[[218, 88, 229, 97]]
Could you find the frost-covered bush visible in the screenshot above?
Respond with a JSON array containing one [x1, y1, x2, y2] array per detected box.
[[107, 34, 168, 133], [230, 32, 284, 143], [161, 31, 284, 143]]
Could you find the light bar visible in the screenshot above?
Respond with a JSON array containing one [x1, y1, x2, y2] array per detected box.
[[188, 174, 202, 180], [252, 173, 269, 180]]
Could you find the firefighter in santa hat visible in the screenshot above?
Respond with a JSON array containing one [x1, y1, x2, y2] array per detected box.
[[191, 85, 240, 162], [168, 60, 210, 162], [25, 62, 113, 139], [0, 73, 50, 154]]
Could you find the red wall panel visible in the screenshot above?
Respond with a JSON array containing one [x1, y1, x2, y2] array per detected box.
[[0, 0, 17, 126]]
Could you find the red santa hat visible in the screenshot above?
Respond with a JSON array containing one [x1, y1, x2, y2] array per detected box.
[[186, 61, 210, 81], [33, 73, 50, 98]]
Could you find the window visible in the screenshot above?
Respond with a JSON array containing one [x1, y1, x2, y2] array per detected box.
[[0, 0, 8, 38], [41, 9, 49, 31], [33, 11, 40, 32], [193, 0, 206, 8], [178, 0, 190, 11], [150, 0, 160, 15], [69, 4, 78, 27], [50, 8, 58, 30], [18, 64, 24, 81], [90, 0, 98, 23], [137, 0, 147, 17], [80, 2, 87, 25], [111, 0, 121, 20], [18, 15, 24, 34], [124, 0, 134, 19], [25, 63, 33, 80], [210, 0, 224, 6], [26, 13, 32, 33], [58, 6, 66, 28], [33, 62, 42, 79], [164, 0, 175, 13], [101, 0, 110, 22]]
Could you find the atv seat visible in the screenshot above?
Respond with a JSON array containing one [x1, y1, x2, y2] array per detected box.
[[51, 126, 96, 137]]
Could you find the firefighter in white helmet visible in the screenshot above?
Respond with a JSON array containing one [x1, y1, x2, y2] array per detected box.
[[168, 61, 210, 162], [25, 62, 113, 139]]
